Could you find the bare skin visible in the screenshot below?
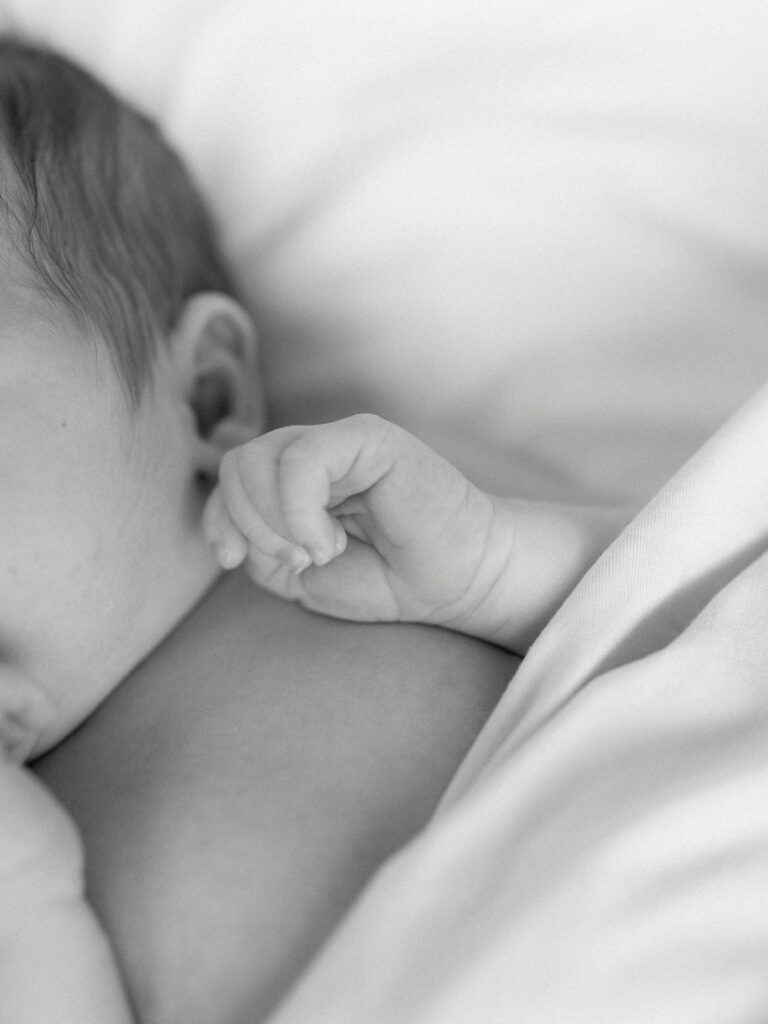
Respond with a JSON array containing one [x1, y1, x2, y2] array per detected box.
[[204, 414, 628, 653], [0, 281, 515, 1023], [35, 570, 517, 1024]]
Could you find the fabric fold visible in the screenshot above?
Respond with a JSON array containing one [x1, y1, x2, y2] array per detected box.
[[269, 380, 768, 1023]]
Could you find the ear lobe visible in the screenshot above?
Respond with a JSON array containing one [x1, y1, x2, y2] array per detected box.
[[170, 292, 264, 456]]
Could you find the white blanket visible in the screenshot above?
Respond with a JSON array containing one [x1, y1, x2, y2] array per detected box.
[[2, 3, 768, 1018], [268, 379, 768, 1023]]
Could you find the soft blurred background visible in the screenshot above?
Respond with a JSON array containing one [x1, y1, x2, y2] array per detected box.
[[2, 0, 767, 506]]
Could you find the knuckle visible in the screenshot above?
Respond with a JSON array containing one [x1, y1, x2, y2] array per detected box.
[[349, 412, 383, 432], [219, 448, 234, 475], [233, 443, 253, 474], [279, 432, 318, 467]]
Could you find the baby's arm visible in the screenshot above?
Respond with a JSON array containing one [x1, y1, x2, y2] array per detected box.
[[204, 414, 627, 653], [0, 757, 133, 1023]]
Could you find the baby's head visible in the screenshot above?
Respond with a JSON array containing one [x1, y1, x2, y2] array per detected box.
[[0, 38, 261, 751], [0, 35, 242, 400]]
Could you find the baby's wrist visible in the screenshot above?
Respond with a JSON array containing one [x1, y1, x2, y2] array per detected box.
[[430, 493, 523, 653], [431, 496, 628, 654]]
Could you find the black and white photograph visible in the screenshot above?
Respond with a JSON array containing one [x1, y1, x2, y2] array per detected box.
[[0, 2, 766, 1021]]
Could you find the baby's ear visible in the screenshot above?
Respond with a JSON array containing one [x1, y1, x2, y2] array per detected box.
[[169, 293, 264, 457]]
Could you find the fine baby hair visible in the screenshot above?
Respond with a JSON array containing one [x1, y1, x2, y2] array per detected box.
[[0, 36, 233, 401]]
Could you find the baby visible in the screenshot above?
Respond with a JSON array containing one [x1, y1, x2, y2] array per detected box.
[[0, 34, 623, 1024], [0, 35, 258, 1022], [204, 416, 624, 655]]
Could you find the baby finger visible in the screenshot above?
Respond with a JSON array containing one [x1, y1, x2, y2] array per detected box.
[[219, 450, 311, 571], [244, 545, 306, 601], [202, 486, 249, 569]]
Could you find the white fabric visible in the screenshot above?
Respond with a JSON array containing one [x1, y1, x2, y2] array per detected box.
[[2, 3, 768, 1019], [2, 0, 768, 504], [267, 381, 768, 1024]]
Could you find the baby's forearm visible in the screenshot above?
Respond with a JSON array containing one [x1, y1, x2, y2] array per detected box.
[[450, 497, 630, 654]]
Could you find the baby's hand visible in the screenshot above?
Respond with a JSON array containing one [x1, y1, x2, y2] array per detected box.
[[203, 414, 516, 641]]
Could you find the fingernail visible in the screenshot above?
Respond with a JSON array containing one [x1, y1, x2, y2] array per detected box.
[[279, 546, 312, 573], [292, 548, 312, 573], [214, 543, 241, 570]]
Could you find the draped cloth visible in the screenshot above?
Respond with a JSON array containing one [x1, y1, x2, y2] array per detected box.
[[269, 380, 768, 1023]]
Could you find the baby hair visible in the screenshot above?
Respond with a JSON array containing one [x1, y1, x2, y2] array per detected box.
[[0, 36, 234, 401]]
